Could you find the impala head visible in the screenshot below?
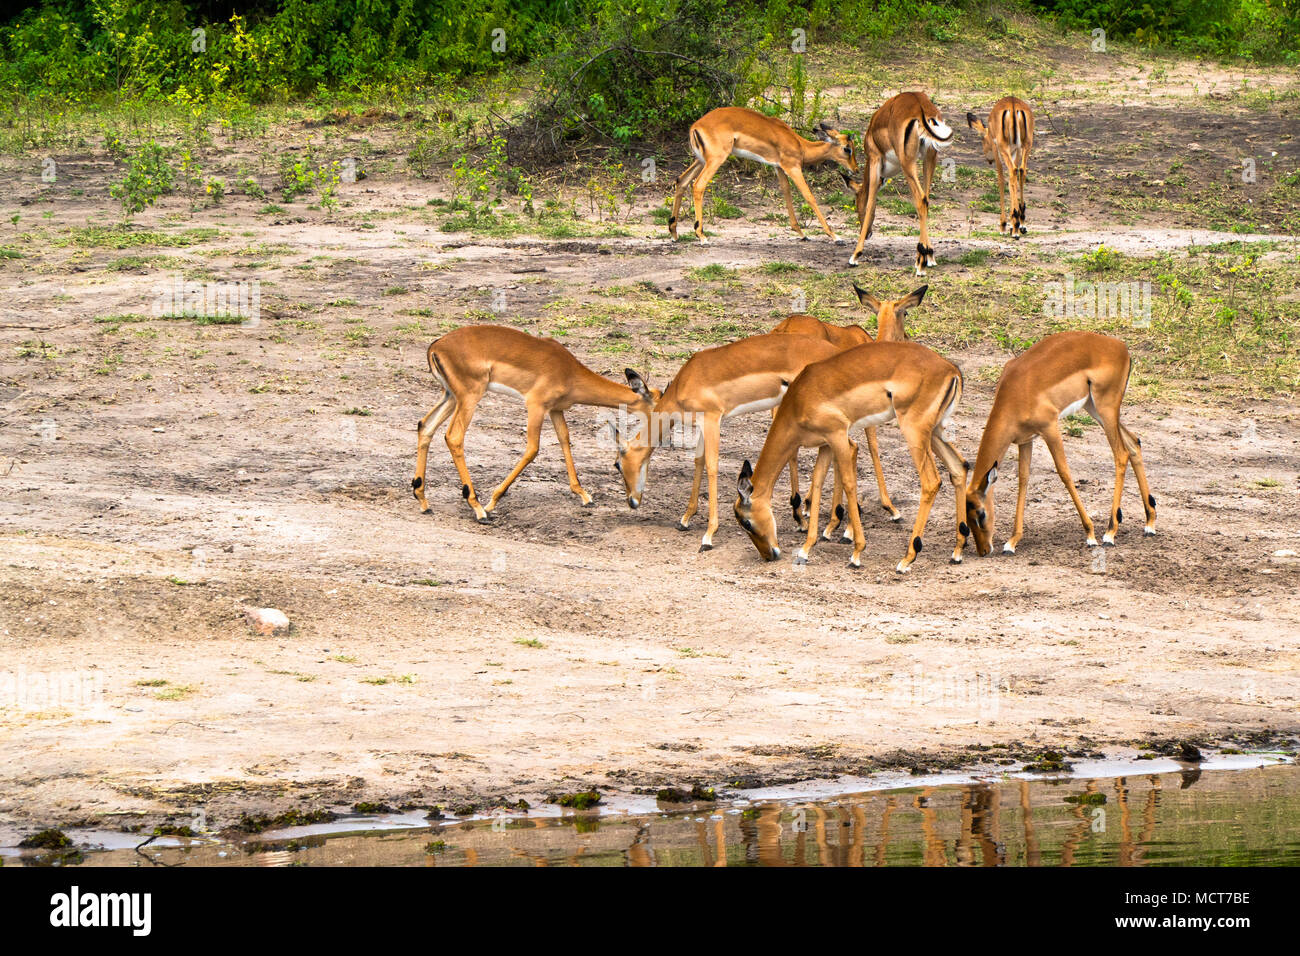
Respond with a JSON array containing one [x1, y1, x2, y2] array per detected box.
[[611, 368, 662, 509], [812, 120, 859, 175], [963, 464, 998, 556], [735, 460, 781, 562], [852, 283, 927, 342], [967, 111, 997, 164]]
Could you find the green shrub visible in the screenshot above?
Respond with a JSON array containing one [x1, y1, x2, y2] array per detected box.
[[109, 141, 174, 220]]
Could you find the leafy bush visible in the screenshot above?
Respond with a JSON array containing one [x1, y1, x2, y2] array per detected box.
[[109, 141, 174, 220]]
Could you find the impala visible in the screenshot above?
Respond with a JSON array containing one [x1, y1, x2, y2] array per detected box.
[[847, 91, 955, 276], [412, 325, 658, 521], [967, 97, 1035, 238], [735, 340, 969, 572], [669, 107, 858, 245], [963, 330, 1156, 556], [611, 332, 843, 552], [771, 283, 930, 531]]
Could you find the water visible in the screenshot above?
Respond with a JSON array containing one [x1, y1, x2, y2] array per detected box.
[[16, 759, 1300, 867]]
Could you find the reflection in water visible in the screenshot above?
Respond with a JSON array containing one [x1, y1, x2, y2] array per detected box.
[[42, 763, 1300, 868]]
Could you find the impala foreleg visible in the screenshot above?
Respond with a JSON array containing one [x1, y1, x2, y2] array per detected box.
[[848, 156, 882, 266], [485, 403, 545, 514], [864, 426, 900, 520], [828, 435, 866, 567], [776, 169, 808, 241], [1002, 149, 1023, 238], [897, 432, 943, 572], [786, 165, 840, 243], [931, 432, 970, 564], [1042, 421, 1097, 546], [698, 417, 722, 551], [550, 410, 592, 507], [680, 437, 705, 530], [413, 393, 455, 513], [1004, 441, 1032, 554], [795, 446, 834, 565]]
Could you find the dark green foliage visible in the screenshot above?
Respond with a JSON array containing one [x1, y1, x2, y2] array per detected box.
[[1029, 0, 1300, 60]]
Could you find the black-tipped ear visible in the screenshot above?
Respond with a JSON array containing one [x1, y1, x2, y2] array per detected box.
[[739, 460, 753, 479], [852, 283, 881, 314], [625, 368, 652, 400], [966, 111, 979, 129], [899, 284, 928, 311], [985, 464, 998, 487]]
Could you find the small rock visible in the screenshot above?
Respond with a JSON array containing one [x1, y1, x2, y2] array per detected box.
[[244, 607, 291, 635]]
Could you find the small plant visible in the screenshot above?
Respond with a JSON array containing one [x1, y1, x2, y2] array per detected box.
[[204, 177, 225, 203], [110, 142, 174, 221]]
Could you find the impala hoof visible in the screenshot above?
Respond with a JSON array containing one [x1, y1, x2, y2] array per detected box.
[[1002, 543, 1016, 554], [847, 558, 861, 570], [1086, 537, 1098, 548], [888, 511, 902, 522], [698, 543, 713, 553], [677, 519, 690, 531], [1144, 526, 1156, 536], [833, 237, 845, 245], [895, 561, 912, 573], [847, 257, 859, 268], [794, 554, 807, 566], [950, 554, 962, 564]]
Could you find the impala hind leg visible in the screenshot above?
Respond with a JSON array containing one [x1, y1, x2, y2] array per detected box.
[[550, 410, 592, 507], [690, 154, 727, 244], [996, 158, 1009, 235], [1042, 420, 1097, 546], [796, 446, 834, 565], [413, 393, 456, 513], [920, 148, 938, 267], [670, 158, 703, 240], [485, 402, 546, 515], [444, 387, 489, 522], [1086, 396, 1157, 541], [828, 439, 859, 542], [1003, 149, 1023, 238], [1120, 424, 1156, 535], [1004, 440, 1032, 554], [903, 164, 933, 277], [896, 431, 943, 572]]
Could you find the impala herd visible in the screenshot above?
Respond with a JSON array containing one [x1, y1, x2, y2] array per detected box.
[[409, 90, 1156, 572]]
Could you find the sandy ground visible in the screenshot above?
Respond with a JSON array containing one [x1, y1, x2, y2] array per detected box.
[[1, 74, 1299, 838]]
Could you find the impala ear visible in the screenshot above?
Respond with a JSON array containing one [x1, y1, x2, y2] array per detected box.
[[966, 111, 983, 131], [605, 420, 621, 446], [737, 460, 754, 503], [852, 283, 882, 314], [986, 464, 998, 487], [625, 367, 652, 401], [899, 284, 928, 311]]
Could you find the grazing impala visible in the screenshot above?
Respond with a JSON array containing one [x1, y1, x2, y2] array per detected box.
[[412, 325, 658, 521], [612, 332, 843, 552], [963, 331, 1156, 556], [771, 283, 930, 530], [848, 92, 955, 276], [967, 97, 1035, 237], [734, 341, 969, 572], [669, 107, 858, 245]]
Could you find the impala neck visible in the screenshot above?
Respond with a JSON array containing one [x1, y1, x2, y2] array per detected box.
[[800, 139, 838, 166], [751, 416, 801, 502], [568, 364, 643, 410], [970, 412, 1015, 490]]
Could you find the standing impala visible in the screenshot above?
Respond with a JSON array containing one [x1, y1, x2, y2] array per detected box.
[[412, 325, 658, 521], [967, 97, 1035, 238], [735, 341, 970, 572], [963, 331, 1156, 556], [771, 283, 929, 531], [612, 332, 843, 552], [847, 91, 955, 276], [669, 107, 858, 245]]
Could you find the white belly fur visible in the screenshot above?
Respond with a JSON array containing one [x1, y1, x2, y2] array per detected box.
[[1059, 396, 1089, 418], [726, 395, 783, 419], [732, 147, 777, 167], [882, 150, 901, 178], [850, 409, 895, 432], [488, 382, 525, 401]]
